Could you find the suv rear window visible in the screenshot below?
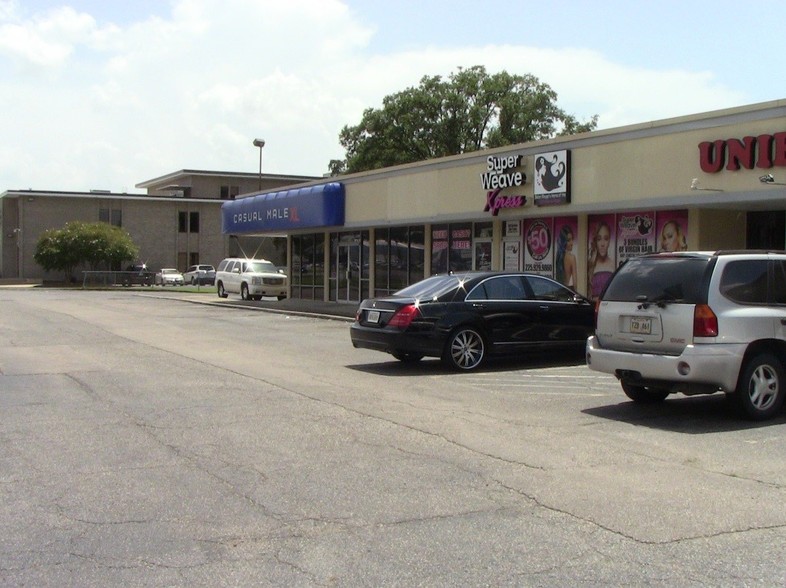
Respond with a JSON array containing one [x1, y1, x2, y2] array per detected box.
[[602, 256, 713, 304]]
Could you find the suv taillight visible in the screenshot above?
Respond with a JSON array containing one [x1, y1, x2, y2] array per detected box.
[[693, 304, 718, 337], [594, 299, 601, 329], [388, 304, 420, 329]]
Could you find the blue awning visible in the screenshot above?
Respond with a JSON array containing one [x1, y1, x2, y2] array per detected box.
[[221, 182, 345, 234]]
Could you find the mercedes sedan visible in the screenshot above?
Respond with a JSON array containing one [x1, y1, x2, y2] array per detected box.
[[351, 271, 594, 370]]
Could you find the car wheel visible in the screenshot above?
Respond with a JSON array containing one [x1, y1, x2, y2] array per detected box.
[[392, 351, 424, 363], [442, 327, 485, 371], [191, 277, 196, 285], [217, 282, 228, 298], [241, 283, 250, 300], [732, 352, 785, 421], [621, 382, 670, 403], [277, 295, 286, 301]]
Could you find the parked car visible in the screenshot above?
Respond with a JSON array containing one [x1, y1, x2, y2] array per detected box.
[[155, 268, 185, 286], [121, 263, 154, 286], [183, 264, 216, 285], [587, 250, 786, 420], [351, 271, 594, 370], [215, 257, 287, 300]]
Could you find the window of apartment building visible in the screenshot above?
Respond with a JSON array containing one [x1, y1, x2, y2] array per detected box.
[[179, 211, 200, 233], [220, 185, 240, 200], [99, 208, 122, 227]]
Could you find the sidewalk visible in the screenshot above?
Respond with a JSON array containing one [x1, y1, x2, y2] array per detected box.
[[172, 293, 359, 321]]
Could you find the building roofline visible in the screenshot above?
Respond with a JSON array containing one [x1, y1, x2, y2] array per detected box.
[[0, 189, 224, 204], [135, 169, 321, 189]]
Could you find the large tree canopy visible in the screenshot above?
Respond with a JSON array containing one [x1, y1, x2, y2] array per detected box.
[[329, 66, 598, 175]]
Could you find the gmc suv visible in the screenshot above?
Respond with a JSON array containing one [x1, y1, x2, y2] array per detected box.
[[586, 251, 786, 420]]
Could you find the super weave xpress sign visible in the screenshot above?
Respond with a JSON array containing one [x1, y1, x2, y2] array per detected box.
[[481, 154, 527, 216]]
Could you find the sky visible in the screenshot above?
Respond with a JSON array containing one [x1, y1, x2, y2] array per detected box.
[[1, 0, 784, 193]]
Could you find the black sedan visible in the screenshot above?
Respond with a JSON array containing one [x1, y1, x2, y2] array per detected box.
[[350, 271, 595, 370]]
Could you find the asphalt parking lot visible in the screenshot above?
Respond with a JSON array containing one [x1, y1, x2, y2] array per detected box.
[[1, 288, 785, 586]]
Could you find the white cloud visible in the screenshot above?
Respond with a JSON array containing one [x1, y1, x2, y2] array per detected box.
[[0, 0, 747, 193]]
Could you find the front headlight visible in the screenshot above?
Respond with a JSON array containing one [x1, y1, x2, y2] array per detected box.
[[251, 277, 262, 285]]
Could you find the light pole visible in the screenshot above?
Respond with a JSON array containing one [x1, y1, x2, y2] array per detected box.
[[253, 138, 265, 191]]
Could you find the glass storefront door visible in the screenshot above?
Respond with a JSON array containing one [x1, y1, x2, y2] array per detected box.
[[336, 243, 361, 303]]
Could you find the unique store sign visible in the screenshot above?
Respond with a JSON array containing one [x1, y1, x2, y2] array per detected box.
[[533, 149, 570, 206], [698, 132, 786, 172], [481, 154, 527, 216]]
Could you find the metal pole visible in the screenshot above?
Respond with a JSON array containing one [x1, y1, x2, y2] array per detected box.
[[253, 138, 265, 192]]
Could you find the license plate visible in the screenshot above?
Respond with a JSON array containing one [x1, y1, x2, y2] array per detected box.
[[629, 316, 652, 335], [366, 310, 380, 324]]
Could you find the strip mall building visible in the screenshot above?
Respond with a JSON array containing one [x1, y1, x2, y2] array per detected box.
[[222, 99, 786, 305], [2, 100, 785, 303]]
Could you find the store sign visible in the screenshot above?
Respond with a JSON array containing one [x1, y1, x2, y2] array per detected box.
[[534, 149, 570, 206], [698, 132, 786, 172], [481, 154, 527, 216], [221, 183, 345, 233]]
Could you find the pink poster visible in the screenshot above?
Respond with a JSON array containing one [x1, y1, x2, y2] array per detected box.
[[656, 210, 688, 252], [587, 214, 616, 300], [553, 216, 579, 288], [616, 211, 656, 265], [523, 218, 554, 276]]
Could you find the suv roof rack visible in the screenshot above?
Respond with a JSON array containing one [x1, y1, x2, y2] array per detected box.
[[713, 249, 786, 256]]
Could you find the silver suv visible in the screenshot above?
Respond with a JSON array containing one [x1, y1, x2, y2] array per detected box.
[[215, 258, 288, 301], [586, 251, 786, 420]]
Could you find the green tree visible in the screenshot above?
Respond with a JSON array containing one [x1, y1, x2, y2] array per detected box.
[[329, 65, 598, 175], [34, 221, 139, 281]]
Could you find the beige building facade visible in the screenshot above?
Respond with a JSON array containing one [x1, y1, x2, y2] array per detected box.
[[221, 99, 786, 304]]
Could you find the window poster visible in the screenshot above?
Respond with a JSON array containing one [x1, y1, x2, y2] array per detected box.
[[553, 216, 579, 288], [523, 218, 553, 276], [504, 241, 520, 271], [504, 220, 521, 238], [474, 241, 492, 270], [587, 214, 616, 300], [657, 210, 688, 252], [617, 211, 656, 266]]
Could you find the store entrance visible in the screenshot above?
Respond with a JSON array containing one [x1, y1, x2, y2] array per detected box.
[[747, 211, 785, 249], [335, 244, 361, 303]]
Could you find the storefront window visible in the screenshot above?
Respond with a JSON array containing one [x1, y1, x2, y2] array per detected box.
[[431, 223, 473, 275], [291, 233, 324, 300], [374, 226, 426, 296]]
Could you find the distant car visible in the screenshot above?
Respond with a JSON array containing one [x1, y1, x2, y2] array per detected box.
[[155, 268, 185, 286], [215, 257, 288, 301], [122, 263, 154, 286], [183, 264, 216, 285], [351, 271, 594, 370]]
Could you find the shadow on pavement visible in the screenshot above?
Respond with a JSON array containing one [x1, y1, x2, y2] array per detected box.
[[583, 394, 786, 433]]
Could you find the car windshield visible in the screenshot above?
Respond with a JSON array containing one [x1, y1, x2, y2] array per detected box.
[[246, 261, 278, 273], [394, 275, 460, 300], [602, 256, 712, 303], [162, 269, 177, 274]]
